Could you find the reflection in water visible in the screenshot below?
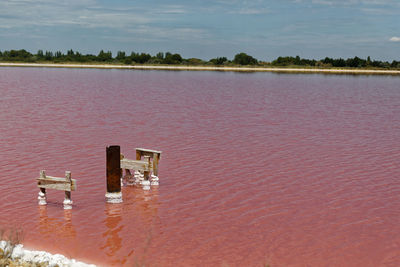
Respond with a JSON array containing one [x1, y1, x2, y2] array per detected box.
[[130, 187, 161, 266], [38, 206, 76, 238], [100, 186, 161, 266], [37, 205, 77, 255], [101, 203, 124, 265]]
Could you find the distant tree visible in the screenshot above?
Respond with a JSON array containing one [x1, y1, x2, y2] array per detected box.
[[3, 49, 34, 62], [116, 51, 126, 61], [130, 52, 151, 64], [156, 52, 164, 60], [346, 56, 365, 68], [44, 51, 53, 60], [334, 58, 346, 67], [1, 48, 398, 69], [124, 57, 133, 65], [391, 60, 400, 68], [294, 55, 301, 65], [171, 53, 182, 62], [185, 58, 205, 65], [97, 50, 112, 62], [37, 50, 44, 59], [233, 53, 258, 65], [366, 56, 372, 66], [163, 53, 183, 64], [210, 57, 228, 65], [55, 51, 63, 58]]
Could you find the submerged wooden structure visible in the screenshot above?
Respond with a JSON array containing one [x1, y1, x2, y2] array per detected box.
[[37, 170, 76, 209], [122, 148, 162, 189], [35, 146, 161, 206], [106, 146, 162, 203]]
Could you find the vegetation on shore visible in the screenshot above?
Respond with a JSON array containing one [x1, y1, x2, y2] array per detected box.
[[1, 49, 399, 70], [0, 228, 48, 267]]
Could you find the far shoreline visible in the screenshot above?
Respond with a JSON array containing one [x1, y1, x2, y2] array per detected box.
[[1, 62, 400, 75]]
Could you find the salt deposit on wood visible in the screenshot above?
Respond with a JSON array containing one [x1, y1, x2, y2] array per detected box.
[[105, 192, 123, 203]]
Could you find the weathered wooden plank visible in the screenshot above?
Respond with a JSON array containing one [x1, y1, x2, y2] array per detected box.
[[37, 178, 77, 191], [120, 158, 151, 171], [136, 148, 162, 154], [136, 148, 162, 159], [136, 150, 141, 160], [143, 156, 151, 181], [153, 152, 159, 176]]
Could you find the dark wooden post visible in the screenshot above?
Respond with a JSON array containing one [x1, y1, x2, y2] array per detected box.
[[106, 145, 122, 203]]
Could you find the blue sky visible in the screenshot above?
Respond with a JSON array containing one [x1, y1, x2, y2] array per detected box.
[[0, 0, 399, 61]]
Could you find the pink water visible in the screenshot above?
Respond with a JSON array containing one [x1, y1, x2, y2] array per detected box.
[[0, 67, 399, 266]]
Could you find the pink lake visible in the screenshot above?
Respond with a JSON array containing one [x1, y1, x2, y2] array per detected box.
[[0, 67, 399, 266]]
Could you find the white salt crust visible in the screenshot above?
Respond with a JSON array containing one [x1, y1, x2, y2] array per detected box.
[[105, 192, 123, 203], [0, 241, 96, 267]]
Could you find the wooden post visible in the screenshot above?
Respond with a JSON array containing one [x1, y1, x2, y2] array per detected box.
[[134, 150, 143, 185], [136, 150, 142, 161], [65, 171, 71, 200], [38, 170, 47, 205], [63, 171, 73, 209], [153, 152, 159, 177], [135, 150, 142, 185], [40, 170, 46, 195], [106, 145, 122, 203], [142, 156, 151, 190], [143, 156, 151, 181]]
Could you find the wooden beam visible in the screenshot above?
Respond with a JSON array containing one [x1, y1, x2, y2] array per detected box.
[[37, 176, 77, 191], [120, 158, 151, 171], [136, 148, 162, 159]]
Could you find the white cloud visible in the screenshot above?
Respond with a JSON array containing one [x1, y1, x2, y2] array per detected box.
[[389, 37, 400, 42], [235, 8, 270, 15], [294, 0, 399, 6], [0, 1, 185, 29]]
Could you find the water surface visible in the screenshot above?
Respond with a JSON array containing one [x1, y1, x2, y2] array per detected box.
[[0, 68, 399, 266]]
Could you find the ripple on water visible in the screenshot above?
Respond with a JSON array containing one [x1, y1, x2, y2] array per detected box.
[[0, 68, 399, 266]]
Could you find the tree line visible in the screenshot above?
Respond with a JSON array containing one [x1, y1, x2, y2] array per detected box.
[[0, 49, 399, 69]]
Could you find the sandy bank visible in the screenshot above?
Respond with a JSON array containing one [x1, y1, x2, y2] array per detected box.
[[0, 241, 96, 267], [1, 62, 400, 75]]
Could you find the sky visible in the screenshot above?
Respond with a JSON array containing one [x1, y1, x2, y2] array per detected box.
[[0, 0, 399, 61]]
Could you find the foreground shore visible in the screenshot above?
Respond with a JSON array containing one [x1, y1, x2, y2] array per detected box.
[[1, 62, 400, 75], [0, 241, 96, 267]]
